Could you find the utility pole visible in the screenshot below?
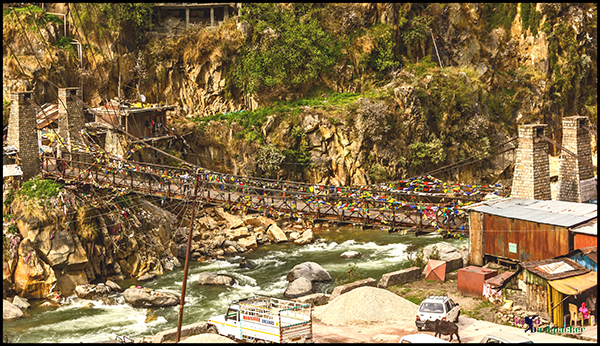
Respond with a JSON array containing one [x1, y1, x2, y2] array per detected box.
[[430, 29, 444, 69], [176, 176, 201, 342]]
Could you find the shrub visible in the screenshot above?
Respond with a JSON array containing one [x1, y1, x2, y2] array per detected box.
[[257, 143, 285, 178], [17, 176, 63, 202], [335, 264, 365, 285], [400, 15, 431, 46]]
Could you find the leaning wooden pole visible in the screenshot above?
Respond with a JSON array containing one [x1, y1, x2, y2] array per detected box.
[[176, 176, 201, 342], [430, 29, 444, 69]]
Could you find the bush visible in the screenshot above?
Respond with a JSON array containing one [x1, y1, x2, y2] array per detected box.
[[335, 264, 365, 285], [401, 15, 431, 46], [17, 176, 63, 202], [257, 143, 285, 178]]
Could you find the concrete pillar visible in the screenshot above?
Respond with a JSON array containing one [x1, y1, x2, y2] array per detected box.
[[557, 116, 594, 202], [210, 7, 214, 27], [511, 124, 551, 200], [185, 8, 189, 29], [8, 91, 40, 180], [57, 87, 85, 159]]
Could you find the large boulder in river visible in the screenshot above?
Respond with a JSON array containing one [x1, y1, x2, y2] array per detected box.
[[286, 262, 332, 282], [123, 287, 179, 307], [214, 208, 244, 229], [197, 272, 237, 286], [284, 277, 316, 299], [105, 280, 123, 293], [3, 299, 24, 320], [75, 284, 111, 300]]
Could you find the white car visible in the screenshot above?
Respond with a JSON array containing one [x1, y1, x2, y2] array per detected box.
[[415, 296, 460, 331]]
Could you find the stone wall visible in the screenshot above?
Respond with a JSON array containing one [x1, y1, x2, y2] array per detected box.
[[557, 116, 594, 202], [7, 91, 40, 181], [377, 267, 422, 289], [511, 124, 551, 200]]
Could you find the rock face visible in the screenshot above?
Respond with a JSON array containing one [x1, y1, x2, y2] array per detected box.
[[13, 238, 56, 299], [123, 287, 180, 307], [286, 262, 332, 283], [75, 284, 111, 300], [197, 272, 237, 286], [3, 299, 24, 320]]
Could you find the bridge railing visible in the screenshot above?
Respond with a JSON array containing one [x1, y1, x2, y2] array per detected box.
[[41, 152, 469, 232]]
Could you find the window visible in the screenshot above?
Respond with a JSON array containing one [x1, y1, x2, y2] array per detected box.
[[420, 303, 444, 313]]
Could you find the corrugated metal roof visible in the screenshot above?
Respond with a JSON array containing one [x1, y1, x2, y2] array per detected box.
[[464, 198, 597, 228], [521, 257, 589, 281], [548, 271, 597, 295], [571, 219, 597, 236]]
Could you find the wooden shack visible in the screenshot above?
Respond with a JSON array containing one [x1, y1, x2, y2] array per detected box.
[[466, 198, 597, 267], [498, 257, 597, 327], [92, 103, 174, 139]]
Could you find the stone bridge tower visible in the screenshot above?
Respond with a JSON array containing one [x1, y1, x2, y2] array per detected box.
[[7, 91, 40, 181], [557, 116, 595, 202], [511, 124, 551, 200], [57, 87, 85, 159]]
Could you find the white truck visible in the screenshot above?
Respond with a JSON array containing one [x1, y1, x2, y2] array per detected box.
[[207, 295, 313, 343]]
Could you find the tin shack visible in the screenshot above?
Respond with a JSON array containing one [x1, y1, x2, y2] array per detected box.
[[498, 257, 597, 328], [466, 198, 598, 267]]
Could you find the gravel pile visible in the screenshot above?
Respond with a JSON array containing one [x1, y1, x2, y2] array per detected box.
[[313, 286, 418, 326]]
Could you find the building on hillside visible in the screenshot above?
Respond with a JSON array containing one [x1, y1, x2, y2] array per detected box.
[[466, 198, 597, 267], [566, 246, 597, 272], [151, 3, 240, 36], [91, 102, 175, 139], [496, 257, 597, 328]]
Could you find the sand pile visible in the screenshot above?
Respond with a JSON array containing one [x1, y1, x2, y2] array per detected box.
[[313, 286, 418, 326]]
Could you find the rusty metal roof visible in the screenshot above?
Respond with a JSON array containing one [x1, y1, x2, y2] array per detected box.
[[465, 198, 597, 228], [520, 257, 589, 281], [485, 271, 515, 287]]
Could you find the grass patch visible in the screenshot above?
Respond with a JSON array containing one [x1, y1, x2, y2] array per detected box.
[[462, 301, 494, 320]]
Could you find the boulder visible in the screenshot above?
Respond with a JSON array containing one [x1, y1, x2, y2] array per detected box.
[[294, 293, 329, 306], [284, 277, 316, 299], [55, 270, 88, 296], [196, 216, 219, 231], [227, 227, 250, 240], [328, 278, 377, 302], [340, 251, 362, 258], [152, 322, 210, 343], [238, 235, 257, 250], [3, 299, 24, 320], [377, 267, 422, 289], [197, 272, 237, 286], [105, 280, 123, 293], [294, 229, 314, 245], [74, 284, 111, 300], [286, 262, 332, 283], [242, 215, 275, 229], [239, 259, 255, 269], [123, 287, 179, 308], [266, 224, 288, 243], [422, 242, 464, 273], [11, 295, 30, 310], [138, 274, 157, 282], [213, 208, 244, 229]]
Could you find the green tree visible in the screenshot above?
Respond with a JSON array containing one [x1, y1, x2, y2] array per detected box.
[[235, 4, 341, 95]]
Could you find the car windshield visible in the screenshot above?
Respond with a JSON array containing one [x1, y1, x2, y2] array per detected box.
[[420, 302, 444, 313]]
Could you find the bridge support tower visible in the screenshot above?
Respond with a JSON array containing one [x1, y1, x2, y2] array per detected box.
[[57, 87, 85, 160], [511, 124, 551, 200], [7, 91, 40, 181], [557, 116, 595, 202]]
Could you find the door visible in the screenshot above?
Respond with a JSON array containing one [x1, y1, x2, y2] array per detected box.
[[446, 300, 459, 322]]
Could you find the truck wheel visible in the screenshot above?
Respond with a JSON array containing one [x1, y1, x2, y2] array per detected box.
[[207, 326, 218, 334], [255, 340, 265, 343]]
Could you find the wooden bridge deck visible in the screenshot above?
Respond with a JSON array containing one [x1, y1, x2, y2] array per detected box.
[[41, 153, 473, 233]]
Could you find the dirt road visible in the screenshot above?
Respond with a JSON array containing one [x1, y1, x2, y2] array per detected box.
[[312, 316, 594, 343]]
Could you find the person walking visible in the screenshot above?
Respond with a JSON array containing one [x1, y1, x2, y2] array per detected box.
[[587, 293, 596, 322]]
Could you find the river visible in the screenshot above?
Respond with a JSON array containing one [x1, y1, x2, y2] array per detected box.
[[3, 225, 467, 343]]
